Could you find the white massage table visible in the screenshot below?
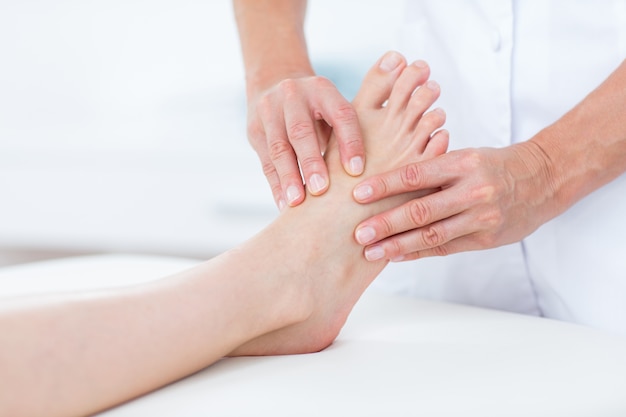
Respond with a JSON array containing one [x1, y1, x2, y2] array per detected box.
[[1, 255, 625, 416]]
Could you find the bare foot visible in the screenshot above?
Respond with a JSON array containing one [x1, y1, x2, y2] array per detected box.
[[229, 51, 448, 356]]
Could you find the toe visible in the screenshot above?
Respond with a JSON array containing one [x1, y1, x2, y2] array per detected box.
[[405, 79, 441, 123], [386, 60, 431, 112], [413, 108, 447, 153], [423, 129, 450, 160], [352, 51, 407, 109]]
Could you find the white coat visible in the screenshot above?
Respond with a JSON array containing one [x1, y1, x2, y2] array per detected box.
[[373, 0, 626, 336]]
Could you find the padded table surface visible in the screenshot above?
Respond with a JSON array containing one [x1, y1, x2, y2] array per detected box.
[[1, 255, 625, 416]]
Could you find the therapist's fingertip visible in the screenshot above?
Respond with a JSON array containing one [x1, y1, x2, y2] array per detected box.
[[347, 156, 364, 176], [285, 185, 303, 206], [364, 245, 385, 261], [355, 226, 376, 245], [307, 173, 328, 195], [353, 184, 374, 202]]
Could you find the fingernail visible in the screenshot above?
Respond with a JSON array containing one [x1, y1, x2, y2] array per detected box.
[[379, 51, 402, 72], [286, 185, 301, 205], [355, 226, 376, 245], [365, 245, 385, 261], [391, 255, 405, 262], [413, 60, 428, 68], [278, 199, 286, 211], [308, 174, 327, 194], [425, 80, 439, 91], [348, 156, 364, 176], [353, 184, 373, 201]]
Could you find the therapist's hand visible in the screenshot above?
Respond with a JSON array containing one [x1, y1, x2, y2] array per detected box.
[[247, 75, 365, 210], [352, 143, 558, 261]]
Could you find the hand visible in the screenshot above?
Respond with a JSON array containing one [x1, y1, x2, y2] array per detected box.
[[247, 75, 366, 209], [352, 143, 558, 261]]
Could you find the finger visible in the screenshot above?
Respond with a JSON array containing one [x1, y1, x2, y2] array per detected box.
[[258, 96, 305, 207], [354, 187, 465, 246], [361, 212, 474, 261], [255, 145, 288, 211], [247, 118, 287, 210], [284, 97, 329, 196], [316, 82, 365, 177], [353, 154, 452, 204], [395, 233, 488, 262]]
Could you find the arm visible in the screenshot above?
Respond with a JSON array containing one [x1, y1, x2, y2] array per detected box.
[[233, 0, 365, 209], [352, 60, 626, 261]]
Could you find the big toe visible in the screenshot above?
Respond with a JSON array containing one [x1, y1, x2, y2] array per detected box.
[[352, 51, 407, 109]]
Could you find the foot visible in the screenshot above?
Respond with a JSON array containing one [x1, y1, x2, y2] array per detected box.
[[229, 51, 448, 356]]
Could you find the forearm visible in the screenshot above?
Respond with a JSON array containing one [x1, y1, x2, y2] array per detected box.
[[525, 59, 626, 218], [233, 0, 314, 95], [0, 257, 301, 417]]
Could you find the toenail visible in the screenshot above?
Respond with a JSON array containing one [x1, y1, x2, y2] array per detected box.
[[379, 52, 402, 72], [355, 226, 376, 245], [432, 107, 445, 117], [425, 80, 440, 91], [348, 156, 364, 176], [353, 184, 373, 201], [365, 245, 385, 261], [286, 185, 301, 205], [413, 60, 428, 68], [308, 174, 327, 194]]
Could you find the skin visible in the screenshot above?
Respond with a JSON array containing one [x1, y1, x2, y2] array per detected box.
[[233, 0, 626, 261], [0, 52, 447, 417], [233, 0, 366, 209], [353, 60, 626, 261]]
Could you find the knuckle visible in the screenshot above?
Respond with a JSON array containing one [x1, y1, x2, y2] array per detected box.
[[287, 120, 316, 143], [370, 176, 390, 197], [460, 149, 484, 171], [298, 154, 324, 174], [260, 159, 277, 178], [378, 215, 396, 237], [268, 139, 294, 162], [385, 238, 405, 258], [401, 164, 423, 189], [421, 225, 446, 248], [474, 233, 498, 249], [478, 208, 505, 230], [430, 244, 450, 257], [407, 200, 430, 226], [312, 76, 333, 90], [331, 103, 358, 125], [471, 184, 497, 203], [256, 94, 274, 117], [277, 78, 299, 97]]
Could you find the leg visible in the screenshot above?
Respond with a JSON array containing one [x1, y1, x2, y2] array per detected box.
[[0, 52, 447, 417]]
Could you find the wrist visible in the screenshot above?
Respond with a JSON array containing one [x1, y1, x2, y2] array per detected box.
[[245, 64, 316, 99]]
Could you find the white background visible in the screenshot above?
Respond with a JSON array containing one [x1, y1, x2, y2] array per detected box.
[[0, 0, 405, 263]]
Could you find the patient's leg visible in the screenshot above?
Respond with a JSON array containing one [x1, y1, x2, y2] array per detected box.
[[230, 53, 448, 355], [0, 52, 447, 417]]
